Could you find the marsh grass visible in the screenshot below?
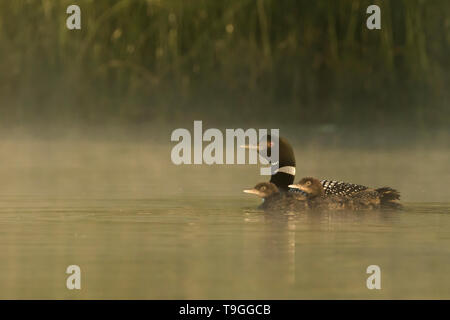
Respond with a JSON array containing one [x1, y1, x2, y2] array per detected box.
[[0, 0, 449, 126]]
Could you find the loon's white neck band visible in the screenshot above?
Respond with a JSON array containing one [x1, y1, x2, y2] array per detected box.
[[274, 166, 296, 176]]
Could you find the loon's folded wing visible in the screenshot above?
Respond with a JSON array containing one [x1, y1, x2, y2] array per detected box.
[[321, 180, 369, 196]]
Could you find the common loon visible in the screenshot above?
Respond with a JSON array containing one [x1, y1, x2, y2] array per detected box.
[[243, 182, 308, 212], [243, 135, 379, 197], [289, 177, 402, 210], [242, 135, 296, 192]]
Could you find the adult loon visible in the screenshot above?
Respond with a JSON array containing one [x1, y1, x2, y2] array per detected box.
[[290, 177, 402, 210], [243, 182, 308, 212], [242, 135, 376, 197], [242, 135, 296, 192]]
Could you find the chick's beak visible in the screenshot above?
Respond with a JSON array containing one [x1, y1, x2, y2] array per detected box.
[[243, 189, 260, 196], [288, 184, 301, 190]]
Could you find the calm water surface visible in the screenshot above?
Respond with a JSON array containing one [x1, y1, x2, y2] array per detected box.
[[0, 136, 449, 299]]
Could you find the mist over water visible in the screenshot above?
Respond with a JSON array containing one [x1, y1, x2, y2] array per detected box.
[[0, 126, 449, 298], [1, 125, 448, 202]]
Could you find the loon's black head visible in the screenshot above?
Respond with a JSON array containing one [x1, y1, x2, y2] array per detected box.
[[243, 182, 280, 199], [242, 135, 296, 192]]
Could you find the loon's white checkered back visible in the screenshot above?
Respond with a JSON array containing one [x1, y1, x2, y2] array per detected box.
[[320, 180, 368, 196]]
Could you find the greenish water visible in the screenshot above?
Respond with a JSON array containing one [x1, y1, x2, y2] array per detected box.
[[0, 136, 449, 299]]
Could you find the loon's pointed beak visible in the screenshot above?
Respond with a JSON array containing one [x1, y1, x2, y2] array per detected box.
[[240, 144, 260, 150], [243, 189, 261, 196], [288, 184, 301, 190]]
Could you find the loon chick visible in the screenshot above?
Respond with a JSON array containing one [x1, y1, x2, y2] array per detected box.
[[289, 177, 353, 210], [290, 177, 402, 210], [242, 135, 369, 196], [243, 182, 307, 212]]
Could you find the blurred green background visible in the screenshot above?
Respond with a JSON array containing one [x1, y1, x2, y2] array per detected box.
[[0, 0, 449, 127]]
